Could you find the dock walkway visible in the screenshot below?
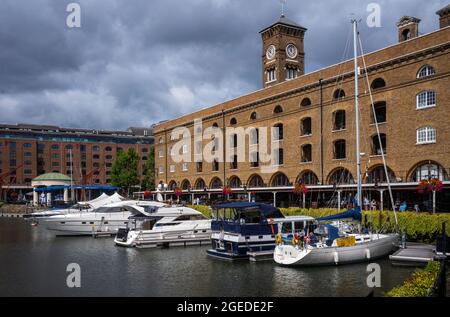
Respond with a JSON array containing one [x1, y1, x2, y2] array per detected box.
[[390, 242, 435, 266]]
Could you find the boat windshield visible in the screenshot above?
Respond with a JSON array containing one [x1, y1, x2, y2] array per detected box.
[[216, 207, 263, 224]]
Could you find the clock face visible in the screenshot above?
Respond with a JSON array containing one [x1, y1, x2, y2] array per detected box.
[[266, 45, 276, 60], [286, 44, 298, 59]]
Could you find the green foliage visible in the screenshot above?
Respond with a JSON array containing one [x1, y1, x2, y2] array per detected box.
[[188, 205, 212, 218], [111, 148, 140, 196], [385, 261, 440, 297], [191, 206, 450, 243], [141, 146, 155, 190]]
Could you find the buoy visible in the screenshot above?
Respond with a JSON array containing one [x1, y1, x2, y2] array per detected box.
[[365, 248, 371, 259], [333, 251, 339, 265]]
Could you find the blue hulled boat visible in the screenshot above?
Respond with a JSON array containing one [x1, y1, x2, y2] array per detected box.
[[206, 202, 285, 260]]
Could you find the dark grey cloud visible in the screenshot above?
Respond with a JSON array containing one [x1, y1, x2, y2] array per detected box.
[[0, 0, 447, 130]]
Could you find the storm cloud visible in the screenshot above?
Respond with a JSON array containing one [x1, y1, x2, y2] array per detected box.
[[0, 0, 446, 130]]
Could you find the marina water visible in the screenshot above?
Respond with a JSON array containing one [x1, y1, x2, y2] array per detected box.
[[0, 218, 415, 297]]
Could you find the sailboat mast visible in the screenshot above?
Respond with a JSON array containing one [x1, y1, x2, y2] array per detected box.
[[352, 19, 362, 209]]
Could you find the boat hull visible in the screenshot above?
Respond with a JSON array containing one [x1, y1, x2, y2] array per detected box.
[[274, 234, 399, 266]]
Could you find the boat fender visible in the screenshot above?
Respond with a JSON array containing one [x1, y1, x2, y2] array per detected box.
[[333, 251, 339, 265], [365, 248, 371, 259], [275, 234, 282, 245]]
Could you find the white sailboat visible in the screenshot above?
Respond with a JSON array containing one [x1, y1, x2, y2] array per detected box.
[[273, 19, 399, 266]]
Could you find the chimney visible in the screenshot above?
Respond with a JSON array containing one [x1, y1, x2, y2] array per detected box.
[[397, 16, 421, 42], [436, 4, 450, 29]]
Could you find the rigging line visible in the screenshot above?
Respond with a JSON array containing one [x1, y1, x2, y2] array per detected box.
[[329, 26, 353, 102], [357, 32, 398, 227]]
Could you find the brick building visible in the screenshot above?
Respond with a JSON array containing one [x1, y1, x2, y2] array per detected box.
[[0, 123, 153, 200], [154, 8, 450, 211]]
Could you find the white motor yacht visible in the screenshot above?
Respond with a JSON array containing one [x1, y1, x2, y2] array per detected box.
[[39, 200, 167, 236], [114, 206, 211, 248]]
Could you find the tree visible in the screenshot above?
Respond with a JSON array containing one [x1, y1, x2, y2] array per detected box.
[[141, 146, 155, 190], [111, 148, 140, 196]]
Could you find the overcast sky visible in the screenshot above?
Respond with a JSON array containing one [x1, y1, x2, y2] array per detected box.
[[0, 0, 446, 130]]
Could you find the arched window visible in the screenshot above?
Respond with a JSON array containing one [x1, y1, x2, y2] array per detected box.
[[273, 105, 283, 114], [230, 118, 237, 125], [301, 144, 312, 162], [328, 168, 354, 184], [286, 66, 298, 80], [271, 173, 290, 187], [195, 178, 206, 190], [300, 117, 312, 136], [248, 174, 264, 187], [212, 122, 219, 128], [410, 162, 448, 181], [168, 181, 177, 190], [228, 176, 242, 188], [181, 179, 191, 190], [300, 97, 311, 107], [366, 166, 396, 183], [416, 91, 436, 109], [371, 101, 386, 123], [250, 112, 258, 120], [273, 123, 283, 140], [333, 140, 346, 159], [402, 29, 411, 41], [296, 171, 319, 185], [333, 89, 345, 100], [416, 126, 436, 144], [371, 78, 386, 90], [210, 177, 223, 189], [333, 110, 346, 131], [417, 65, 435, 78], [372, 134, 387, 155]]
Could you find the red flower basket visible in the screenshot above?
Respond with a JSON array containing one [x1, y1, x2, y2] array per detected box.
[[174, 187, 183, 197], [417, 178, 443, 193], [222, 186, 232, 196], [292, 183, 308, 195], [143, 190, 152, 199]]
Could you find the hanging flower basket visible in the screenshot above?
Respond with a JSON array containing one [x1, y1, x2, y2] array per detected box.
[[143, 190, 152, 199], [417, 178, 443, 194], [174, 187, 183, 197], [222, 186, 232, 196], [292, 183, 308, 195]]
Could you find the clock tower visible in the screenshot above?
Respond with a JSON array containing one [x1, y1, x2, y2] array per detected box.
[[260, 14, 307, 88]]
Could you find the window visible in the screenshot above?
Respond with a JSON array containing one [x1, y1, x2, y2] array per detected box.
[[159, 166, 164, 174], [412, 163, 448, 181], [271, 173, 289, 187], [230, 155, 238, 170], [250, 112, 258, 120], [372, 134, 387, 155], [93, 154, 100, 160], [159, 149, 164, 158], [51, 144, 59, 150], [301, 144, 312, 162], [93, 145, 100, 152], [333, 110, 346, 131], [106, 155, 113, 160], [23, 143, 32, 148], [80, 145, 86, 152], [417, 65, 435, 78], [333, 89, 345, 100], [210, 178, 222, 189], [65, 144, 73, 150], [371, 78, 386, 90], [328, 168, 354, 184], [196, 162, 203, 173], [267, 68, 276, 82], [273, 105, 283, 114], [230, 134, 238, 148], [159, 138, 163, 144], [142, 147, 148, 153], [416, 127, 436, 144], [274, 148, 284, 165], [297, 171, 319, 185], [401, 29, 411, 41], [334, 140, 346, 159], [93, 162, 100, 168], [230, 118, 237, 125], [24, 160, 32, 166], [52, 161, 59, 167], [182, 163, 188, 171], [249, 128, 259, 145], [285, 66, 298, 80], [9, 159, 16, 167], [273, 123, 283, 141], [301, 118, 312, 136], [250, 151, 259, 168], [24, 169, 32, 175], [229, 177, 241, 188], [212, 159, 219, 172], [248, 175, 264, 187], [300, 97, 311, 107], [195, 141, 202, 154], [371, 102, 386, 124], [105, 146, 112, 152], [23, 152, 32, 157], [195, 178, 206, 189], [416, 91, 436, 109], [141, 156, 148, 161]]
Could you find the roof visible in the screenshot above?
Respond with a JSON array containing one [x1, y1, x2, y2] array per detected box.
[[436, 4, 450, 16], [260, 14, 307, 33], [33, 173, 71, 182], [396, 16, 421, 27]]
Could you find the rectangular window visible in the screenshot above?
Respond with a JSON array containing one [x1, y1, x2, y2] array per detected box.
[[159, 166, 164, 174], [182, 163, 188, 171], [417, 127, 436, 144], [417, 91, 436, 109], [169, 165, 175, 173], [159, 149, 164, 158]]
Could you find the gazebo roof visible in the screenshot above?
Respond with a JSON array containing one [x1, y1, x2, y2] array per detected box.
[[33, 173, 71, 182]]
